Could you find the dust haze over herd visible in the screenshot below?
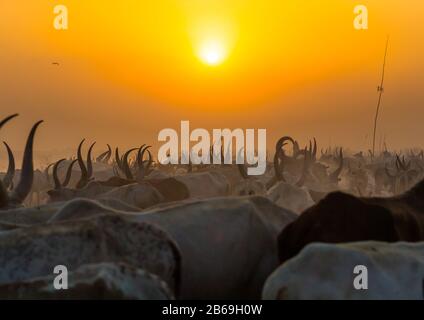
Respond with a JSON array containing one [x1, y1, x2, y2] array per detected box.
[[1, 1, 424, 164], [1, 0, 424, 301]]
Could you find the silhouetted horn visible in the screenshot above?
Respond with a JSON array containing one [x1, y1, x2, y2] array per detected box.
[[137, 145, 153, 179], [86, 142, 96, 179], [52, 158, 66, 190], [275, 136, 296, 158], [144, 149, 153, 171], [136, 144, 147, 168], [0, 114, 18, 130], [96, 149, 109, 163], [122, 148, 138, 180], [103, 144, 112, 163], [115, 147, 123, 170], [75, 139, 88, 189], [44, 162, 54, 185], [9, 120, 43, 204], [2, 142, 15, 190], [62, 159, 77, 187]]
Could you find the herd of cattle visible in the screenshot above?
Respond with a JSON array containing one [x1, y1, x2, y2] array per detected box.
[[1, 114, 424, 299]]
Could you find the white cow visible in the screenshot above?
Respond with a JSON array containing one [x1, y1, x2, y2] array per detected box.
[[174, 171, 230, 199], [0, 262, 174, 300], [0, 215, 180, 295], [267, 182, 315, 214], [130, 196, 297, 299], [263, 241, 424, 300]]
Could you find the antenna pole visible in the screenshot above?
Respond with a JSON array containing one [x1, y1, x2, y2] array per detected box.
[[372, 36, 390, 159]]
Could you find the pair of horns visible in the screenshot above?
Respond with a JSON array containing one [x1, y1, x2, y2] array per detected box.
[[0, 114, 43, 208], [136, 145, 153, 180], [116, 145, 153, 181], [75, 139, 96, 189], [96, 144, 112, 163], [2, 142, 15, 190], [52, 159, 78, 190], [273, 136, 311, 183]]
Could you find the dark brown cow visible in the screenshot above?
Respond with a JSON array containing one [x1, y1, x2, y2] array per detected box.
[[278, 178, 424, 263]]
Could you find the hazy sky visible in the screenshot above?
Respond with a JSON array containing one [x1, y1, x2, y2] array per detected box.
[[1, 0, 424, 165]]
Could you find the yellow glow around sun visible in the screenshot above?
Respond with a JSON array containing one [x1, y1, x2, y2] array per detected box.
[[199, 40, 226, 66]]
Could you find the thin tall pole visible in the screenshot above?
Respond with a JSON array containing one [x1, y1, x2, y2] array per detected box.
[[372, 36, 390, 158]]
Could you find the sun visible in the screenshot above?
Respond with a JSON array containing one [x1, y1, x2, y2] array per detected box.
[[198, 40, 226, 66]]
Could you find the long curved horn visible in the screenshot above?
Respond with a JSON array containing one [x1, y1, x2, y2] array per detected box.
[[296, 148, 311, 187], [44, 162, 54, 185], [137, 146, 154, 181], [115, 147, 123, 170], [52, 158, 66, 190], [275, 136, 296, 157], [0, 114, 19, 130], [96, 149, 109, 163], [2, 142, 15, 190], [103, 144, 112, 163], [0, 117, 18, 207], [122, 148, 138, 180], [136, 144, 147, 169], [137, 145, 153, 179], [144, 149, 153, 170], [86, 142, 96, 179], [62, 159, 77, 187], [75, 139, 88, 189], [329, 148, 344, 182], [9, 120, 43, 204]]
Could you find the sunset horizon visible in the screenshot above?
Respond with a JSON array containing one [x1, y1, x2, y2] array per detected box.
[[2, 1, 424, 162]]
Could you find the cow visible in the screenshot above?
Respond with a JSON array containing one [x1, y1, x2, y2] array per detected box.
[[277, 178, 424, 264], [0, 215, 181, 296], [235, 137, 315, 214], [0, 262, 174, 300], [129, 196, 297, 299], [174, 171, 230, 199], [263, 241, 424, 300]]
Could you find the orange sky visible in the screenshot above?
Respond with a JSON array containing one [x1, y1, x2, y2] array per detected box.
[[1, 0, 424, 165]]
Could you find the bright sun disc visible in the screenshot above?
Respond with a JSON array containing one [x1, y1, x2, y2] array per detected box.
[[199, 41, 226, 66]]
